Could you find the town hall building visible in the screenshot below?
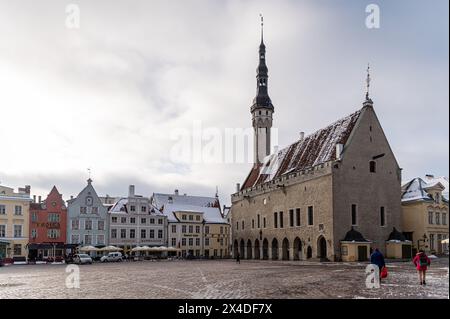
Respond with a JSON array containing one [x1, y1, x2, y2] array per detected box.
[[231, 21, 409, 262]]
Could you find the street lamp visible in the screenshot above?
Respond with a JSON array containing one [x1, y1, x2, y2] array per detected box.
[[417, 233, 428, 251]]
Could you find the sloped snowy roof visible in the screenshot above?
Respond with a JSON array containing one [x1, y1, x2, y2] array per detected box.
[[109, 197, 163, 215], [152, 193, 220, 210], [423, 175, 449, 200], [242, 109, 362, 189], [401, 176, 449, 203], [161, 203, 227, 224]]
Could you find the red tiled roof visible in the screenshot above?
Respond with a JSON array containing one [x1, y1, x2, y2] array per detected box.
[[241, 108, 362, 190]]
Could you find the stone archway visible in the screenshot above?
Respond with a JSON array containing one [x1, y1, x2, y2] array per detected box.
[[262, 238, 269, 260], [240, 239, 245, 259], [233, 240, 239, 258], [293, 237, 302, 260], [282, 238, 289, 260], [246, 239, 253, 259], [254, 239, 260, 260], [271, 238, 279, 260], [318, 236, 327, 260], [307, 246, 313, 259]]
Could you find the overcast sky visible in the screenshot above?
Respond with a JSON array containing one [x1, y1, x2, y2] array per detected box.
[[0, 0, 448, 205]]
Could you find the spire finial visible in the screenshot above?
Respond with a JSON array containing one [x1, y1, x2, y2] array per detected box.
[[365, 63, 371, 100], [260, 13, 264, 43], [87, 168, 92, 184]]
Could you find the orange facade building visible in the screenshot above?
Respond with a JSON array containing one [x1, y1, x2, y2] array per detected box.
[[28, 186, 67, 261]]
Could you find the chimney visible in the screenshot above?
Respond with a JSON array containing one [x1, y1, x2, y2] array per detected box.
[[336, 143, 344, 160], [38, 196, 42, 203], [70, 195, 74, 200], [128, 185, 135, 197], [33, 195, 36, 203], [299, 132, 305, 140], [236, 183, 241, 192], [174, 189, 179, 196], [25, 185, 31, 194]]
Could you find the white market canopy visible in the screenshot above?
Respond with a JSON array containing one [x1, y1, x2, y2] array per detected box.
[[441, 238, 449, 244], [100, 245, 123, 251], [78, 245, 99, 252]]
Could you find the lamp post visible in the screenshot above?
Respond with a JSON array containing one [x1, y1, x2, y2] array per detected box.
[[417, 233, 428, 252]]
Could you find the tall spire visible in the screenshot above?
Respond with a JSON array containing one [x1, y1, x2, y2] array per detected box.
[[251, 14, 273, 112]]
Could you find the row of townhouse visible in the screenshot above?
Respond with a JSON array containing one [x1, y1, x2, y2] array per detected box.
[[0, 179, 230, 261]]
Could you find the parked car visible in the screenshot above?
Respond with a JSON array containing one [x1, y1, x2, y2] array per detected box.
[[100, 252, 123, 262], [74, 254, 93, 265]]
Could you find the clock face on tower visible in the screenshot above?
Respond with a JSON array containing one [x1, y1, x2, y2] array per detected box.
[[85, 196, 93, 206]]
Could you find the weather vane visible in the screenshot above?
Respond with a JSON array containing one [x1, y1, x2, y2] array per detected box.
[[260, 13, 264, 41], [366, 63, 371, 100], [87, 168, 91, 179]]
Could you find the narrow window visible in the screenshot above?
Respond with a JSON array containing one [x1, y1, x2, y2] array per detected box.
[[370, 161, 376, 173], [252, 219, 255, 229], [263, 217, 266, 228], [308, 206, 314, 225], [289, 209, 294, 227], [351, 204, 357, 225], [257, 214, 261, 228], [380, 207, 385, 226], [279, 211, 284, 228], [296, 208, 301, 226], [274, 212, 278, 228]]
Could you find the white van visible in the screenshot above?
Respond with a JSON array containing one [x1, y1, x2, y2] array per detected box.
[[100, 252, 123, 262]]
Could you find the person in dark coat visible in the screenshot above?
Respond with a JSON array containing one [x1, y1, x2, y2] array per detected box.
[[370, 248, 386, 277], [236, 252, 240, 264]]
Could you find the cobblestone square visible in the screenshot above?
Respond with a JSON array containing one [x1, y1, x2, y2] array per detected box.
[[0, 258, 448, 299]]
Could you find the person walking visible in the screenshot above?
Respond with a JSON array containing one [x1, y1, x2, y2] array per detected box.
[[236, 252, 240, 264], [413, 250, 431, 285], [370, 248, 386, 279]]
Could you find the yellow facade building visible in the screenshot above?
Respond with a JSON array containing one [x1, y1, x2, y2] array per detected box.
[[0, 185, 32, 261], [401, 175, 449, 255], [152, 191, 230, 258]]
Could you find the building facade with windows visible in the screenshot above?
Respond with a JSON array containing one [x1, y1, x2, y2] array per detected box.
[[152, 191, 230, 258], [0, 185, 32, 261], [108, 185, 166, 253], [401, 175, 449, 255], [66, 178, 108, 248], [28, 186, 67, 261], [231, 26, 404, 262]]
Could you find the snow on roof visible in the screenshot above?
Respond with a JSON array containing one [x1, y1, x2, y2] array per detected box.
[[109, 197, 163, 215], [423, 175, 449, 200], [241, 109, 361, 189], [401, 176, 449, 203], [152, 193, 220, 209], [162, 203, 227, 224]]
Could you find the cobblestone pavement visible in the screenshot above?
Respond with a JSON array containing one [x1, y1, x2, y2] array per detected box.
[[0, 258, 448, 299]]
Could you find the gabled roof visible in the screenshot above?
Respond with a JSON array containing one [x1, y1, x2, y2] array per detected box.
[[241, 109, 362, 189], [423, 175, 449, 200]]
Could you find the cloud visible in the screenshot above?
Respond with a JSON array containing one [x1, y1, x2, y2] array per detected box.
[[0, 0, 448, 204]]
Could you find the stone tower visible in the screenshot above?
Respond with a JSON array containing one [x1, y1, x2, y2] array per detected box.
[[251, 16, 274, 164]]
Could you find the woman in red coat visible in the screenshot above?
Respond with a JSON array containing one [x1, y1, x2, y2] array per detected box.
[[412, 250, 431, 285]]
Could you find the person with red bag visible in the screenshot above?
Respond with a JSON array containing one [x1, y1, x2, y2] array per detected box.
[[413, 250, 431, 285], [370, 248, 387, 280]]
